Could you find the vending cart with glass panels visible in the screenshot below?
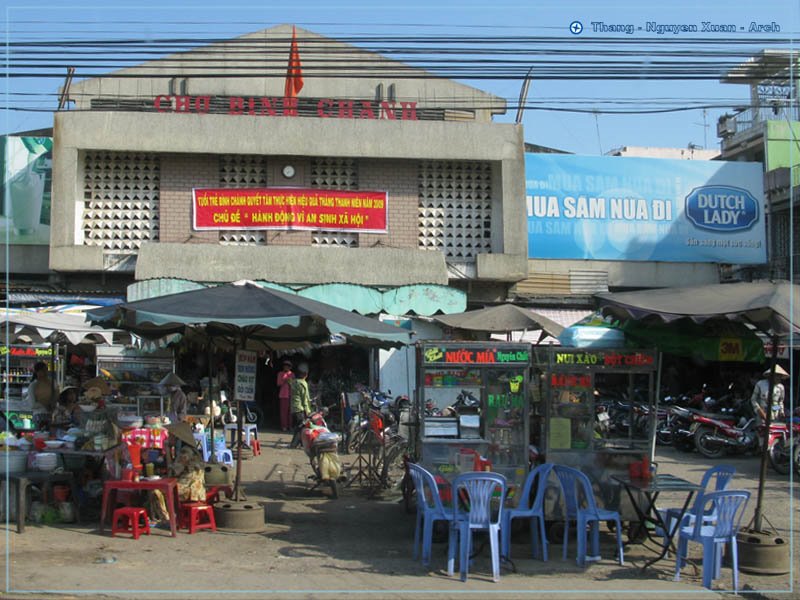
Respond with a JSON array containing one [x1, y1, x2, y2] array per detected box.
[[416, 341, 531, 503]]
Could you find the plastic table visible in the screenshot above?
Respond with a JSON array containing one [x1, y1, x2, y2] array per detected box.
[[100, 477, 179, 537]]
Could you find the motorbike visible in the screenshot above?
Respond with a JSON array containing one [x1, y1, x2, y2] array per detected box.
[[300, 406, 344, 498], [217, 390, 261, 426], [768, 417, 800, 475], [691, 401, 785, 459]]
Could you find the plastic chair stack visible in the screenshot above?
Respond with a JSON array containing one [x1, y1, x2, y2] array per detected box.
[[407, 463, 454, 568], [553, 465, 624, 567], [674, 490, 750, 591], [501, 463, 554, 562], [447, 471, 507, 582]]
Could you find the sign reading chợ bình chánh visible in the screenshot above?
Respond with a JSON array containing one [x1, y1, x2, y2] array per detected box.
[[192, 187, 388, 233]]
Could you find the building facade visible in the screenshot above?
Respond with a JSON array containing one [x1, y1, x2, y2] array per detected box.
[[717, 49, 798, 282], [49, 25, 529, 312]]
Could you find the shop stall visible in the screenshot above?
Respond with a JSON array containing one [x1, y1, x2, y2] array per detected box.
[[96, 346, 174, 416], [532, 345, 659, 514], [416, 341, 531, 502], [1, 343, 64, 432]]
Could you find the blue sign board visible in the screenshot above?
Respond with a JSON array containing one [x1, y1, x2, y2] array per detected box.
[[525, 154, 766, 263]]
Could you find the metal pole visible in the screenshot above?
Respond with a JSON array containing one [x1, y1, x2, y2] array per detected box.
[[207, 339, 216, 463], [753, 335, 779, 532]]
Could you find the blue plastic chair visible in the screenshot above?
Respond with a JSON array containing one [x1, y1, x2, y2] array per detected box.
[[447, 471, 507, 582], [658, 465, 736, 540], [407, 463, 454, 567], [674, 490, 750, 591], [501, 463, 554, 562], [553, 465, 624, 567]]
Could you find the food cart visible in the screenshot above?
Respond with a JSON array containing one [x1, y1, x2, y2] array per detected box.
[[0, 343, 64, 432], [532, 345, 659, 515], [415, 341, 531, 503]]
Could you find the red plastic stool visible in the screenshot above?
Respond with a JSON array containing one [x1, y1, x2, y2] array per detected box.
[[111, 507, 150, 539], [179, 502, 217, 534], [250, 438, 261, 456]]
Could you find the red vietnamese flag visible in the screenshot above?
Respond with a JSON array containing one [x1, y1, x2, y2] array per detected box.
[[284, 26, 304, 98]]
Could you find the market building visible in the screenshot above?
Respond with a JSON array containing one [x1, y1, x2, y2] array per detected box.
[[48, 24, 527, 313]]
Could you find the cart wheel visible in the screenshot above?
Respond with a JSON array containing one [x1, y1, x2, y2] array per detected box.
[[401, 472, 415, 514], [626, 521, 647, 543]]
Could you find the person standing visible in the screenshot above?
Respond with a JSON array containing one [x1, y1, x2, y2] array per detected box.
[[276, 359, 294, 432], [289, 363, 312, 448], [27, 361, 57, 428], [161, 372, 188, 423], [750, 364, 789, 425]]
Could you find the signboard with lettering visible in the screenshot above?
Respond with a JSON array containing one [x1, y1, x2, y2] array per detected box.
[[421, 343, 531, 366], [549, 348, 658, 372], [525, 154, 766, 263], [0, 345, 54, 358], [192, 187, 388, 233], [154, 95, 419, 121], [234, 350, 258, 402]]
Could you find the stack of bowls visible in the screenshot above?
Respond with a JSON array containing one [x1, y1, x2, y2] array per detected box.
[[5, 451, 29, 473], [34, 452, 58, 472]]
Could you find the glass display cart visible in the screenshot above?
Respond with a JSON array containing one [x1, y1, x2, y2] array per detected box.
[[1, 344, 64, 431], [416, 342, 531, 504], [95, 346, 174, 416], [534, 345, 658, 515]]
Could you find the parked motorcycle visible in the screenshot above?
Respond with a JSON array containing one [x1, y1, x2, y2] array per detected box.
[[691, 407, 784, 459], [300, 406, 343, 498], [768, 417, 800, 475]]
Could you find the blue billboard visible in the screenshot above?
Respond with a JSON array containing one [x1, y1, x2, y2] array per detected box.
[[525, 154, 767, 263]]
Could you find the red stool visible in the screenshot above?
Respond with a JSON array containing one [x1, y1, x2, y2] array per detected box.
[[179, 502, 217, 534], [111, 507, 150, 539], [250, 438, 261, 456]]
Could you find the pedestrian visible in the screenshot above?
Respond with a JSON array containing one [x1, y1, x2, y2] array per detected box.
[[750, 364, 789, 425], [289, 362, 312, 448], [276, 359, 294, 432], [161, 373, 188, 423], [27, 361, 57, 429]]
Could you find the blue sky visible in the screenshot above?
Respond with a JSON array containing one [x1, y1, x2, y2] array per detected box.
[[2, 0, 798, 154]]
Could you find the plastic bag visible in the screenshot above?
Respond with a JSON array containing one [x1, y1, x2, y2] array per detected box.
[[320, 452, 341, 481]]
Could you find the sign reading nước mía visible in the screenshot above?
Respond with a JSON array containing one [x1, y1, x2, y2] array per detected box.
[[192, 188, 388, 233]]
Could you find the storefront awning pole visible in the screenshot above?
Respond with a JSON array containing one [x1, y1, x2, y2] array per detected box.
[[650, 351, 662, 465], [208, 339, 216, 463]]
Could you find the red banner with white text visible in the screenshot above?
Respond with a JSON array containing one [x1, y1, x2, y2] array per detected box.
[[192, 187, 388, 233]]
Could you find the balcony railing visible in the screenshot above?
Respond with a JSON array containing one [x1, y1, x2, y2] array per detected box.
[[720, 105, 799, 137]]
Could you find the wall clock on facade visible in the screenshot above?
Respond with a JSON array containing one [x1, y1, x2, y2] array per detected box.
[[282, 165, 296, 179]]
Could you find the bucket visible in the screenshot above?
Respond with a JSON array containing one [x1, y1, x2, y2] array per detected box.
[[53, 485, 70, 503]]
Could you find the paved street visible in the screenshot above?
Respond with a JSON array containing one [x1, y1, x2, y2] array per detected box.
[[2, 430, 797, 599]]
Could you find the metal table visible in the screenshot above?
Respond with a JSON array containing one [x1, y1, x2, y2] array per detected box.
[[611, 473, 703, 570], [0, 470, 81, 533]]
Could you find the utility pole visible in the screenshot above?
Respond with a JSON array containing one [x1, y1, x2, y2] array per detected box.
[[692, 109, 709, 148], [515, 67, 534, 125]]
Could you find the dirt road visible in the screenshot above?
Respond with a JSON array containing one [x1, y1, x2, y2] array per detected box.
[[2, 430, 797, 599]]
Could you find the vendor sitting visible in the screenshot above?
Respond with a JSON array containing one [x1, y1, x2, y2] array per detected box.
[[146, 422, 206, 525], [51, 386, 82, 429]]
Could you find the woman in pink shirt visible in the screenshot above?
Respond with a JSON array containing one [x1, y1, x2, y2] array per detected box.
[[276, 360, 294, 431]]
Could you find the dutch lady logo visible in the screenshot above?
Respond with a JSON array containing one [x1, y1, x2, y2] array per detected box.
[[685, 185, 759, 231]]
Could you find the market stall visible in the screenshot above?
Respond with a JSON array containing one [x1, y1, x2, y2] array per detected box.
[[532, 345, 659, 515], [415, 341, 531, 503], [96, 346, 174, 416]]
